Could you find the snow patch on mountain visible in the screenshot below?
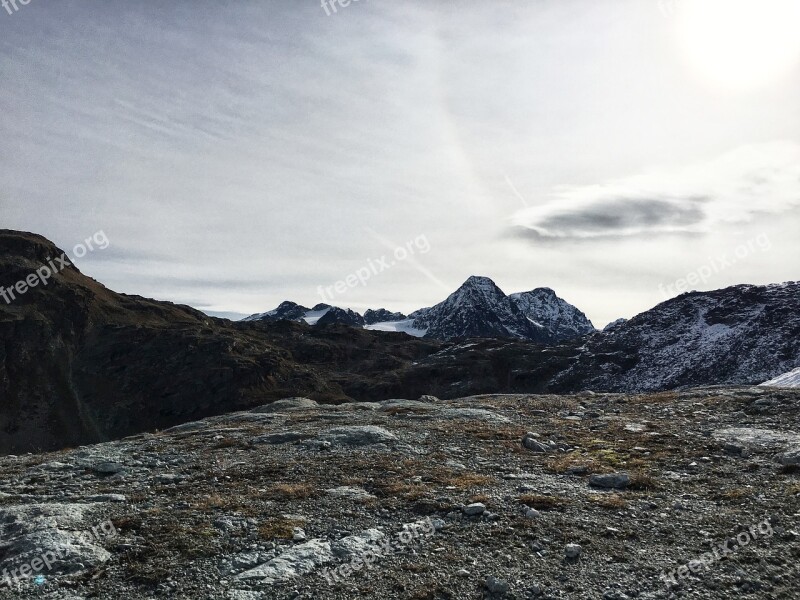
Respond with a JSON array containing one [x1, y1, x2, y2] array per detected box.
[[509, 288, 595, 341], [552, 282, 800, 392], [761, 366, 800, 388], [412, 276, 594, 343], [364, 319, 427, 337]]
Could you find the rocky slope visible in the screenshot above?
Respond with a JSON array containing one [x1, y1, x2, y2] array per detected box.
[[0, 388, 798, 599], [551, 283, 800, 393], [316, 307, 366, 327], [508, 288, 595, 342], [364, 309, 407, 325]]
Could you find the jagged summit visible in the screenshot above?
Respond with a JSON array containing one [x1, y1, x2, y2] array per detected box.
[[411, 276, 595, 343], [509, 288, 595, 342], [243, 301, 310, 323], [411, 276, 532, 341]]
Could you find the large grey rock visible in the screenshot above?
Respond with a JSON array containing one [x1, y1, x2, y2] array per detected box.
[[777, 447, 800, 466], [713, 427, 800, 453], [462, 503, 487, 516], [565, 543, 582, 559], [325, 486, 376, 500], [251, 397, 318, 413], [379, 399, 435, 411], [522, 433, 553, 453], [440, 408, 511, 424], [235, 528, 385, 584], [331, 529, 384, 559], [235, 539, 333, 583], [252, 431, 309, 445], [0, 504, 114, 578], [486, 575, 510, 594], [317, 426, 397, 447], [588, 473, 630, 489]]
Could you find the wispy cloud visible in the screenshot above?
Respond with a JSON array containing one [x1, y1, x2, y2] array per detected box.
[[511, 142, 800, 239]]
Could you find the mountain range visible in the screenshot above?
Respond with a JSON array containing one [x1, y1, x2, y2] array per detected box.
[[244, 275, 596, 344], [1, 229, 798, 454]]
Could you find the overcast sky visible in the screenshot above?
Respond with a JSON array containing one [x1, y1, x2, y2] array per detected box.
[[2, 0, 799, 327]]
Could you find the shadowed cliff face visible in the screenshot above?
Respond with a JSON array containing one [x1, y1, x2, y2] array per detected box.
[[0, 231, 568, 454], [0, 231, 449, 454]]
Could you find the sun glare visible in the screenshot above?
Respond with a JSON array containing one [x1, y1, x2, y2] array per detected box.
[[676, 0, 800, 90]]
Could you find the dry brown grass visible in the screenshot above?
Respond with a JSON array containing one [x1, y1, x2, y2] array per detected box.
[[545, 453, 607, 475], [525, 396, 580, 411], [628, 470, 658, 491], [786, 483, 800, 495], [258, 517, 305, 540], [718, 488, 750, 501], [588, 494, 628, 509], [197, 494, 230, 510], [517, 493, 569, 511], [431, 471, 495, 489], [469, 493, 491, 505], [374, 481, 429, 501], [265, 483, 315, 500]]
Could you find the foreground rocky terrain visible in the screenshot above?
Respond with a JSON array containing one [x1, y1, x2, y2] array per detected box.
[[1, 387, 798, 599]]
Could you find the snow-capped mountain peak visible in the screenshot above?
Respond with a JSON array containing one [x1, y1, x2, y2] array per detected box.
[[411, 276, 594, 343], [509, 288, 595, 341], [242, 276, 596, 344]]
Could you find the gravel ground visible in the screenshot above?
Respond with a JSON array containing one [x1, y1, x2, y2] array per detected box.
[[1, 387, 799, 599]]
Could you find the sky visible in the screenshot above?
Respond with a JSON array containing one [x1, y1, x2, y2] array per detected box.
[[1, 0, 799, 327]]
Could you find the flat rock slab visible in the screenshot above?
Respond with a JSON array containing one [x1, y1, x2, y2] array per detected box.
[[588, 473, 630, 489], [0, 504, 113, 577], [713, 427, 800, 451], [777, 447, 800, 465], [325, 486, 376, 500], [251, 398, 319, 413], [235, 539, 333, 583], [438, 408, 511, 424], [379, 399, 436, 411], [316, 426, 397, 447], [252, 431, 310, 444], [235, 529, 385, 584], [330, 529, 384, 559]]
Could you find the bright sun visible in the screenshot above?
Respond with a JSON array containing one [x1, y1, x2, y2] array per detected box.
[[676, 0, 800, 90]]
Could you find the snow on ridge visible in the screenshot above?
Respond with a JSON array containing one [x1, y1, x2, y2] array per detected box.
[[761, 366, 800, 388], [364, 319, 427, 337]]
